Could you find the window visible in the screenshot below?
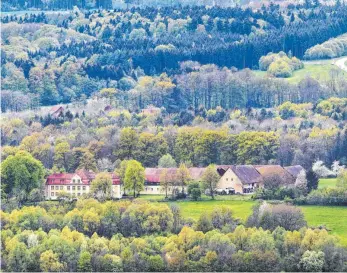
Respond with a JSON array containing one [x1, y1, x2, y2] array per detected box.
[[51, 192, 54, 196], [157, 188, 159, 191], [60, 186, 63, 190], [73, 179, 76, 183], [78, 193, 81, 196], [72, 186, 75, 190], [67, 186, 70, 190], [145, 187, 148, 191], [151, 188, 154, 191], [51, 186, 54, 190], [77, 186, 81, 190], [83, 186, 86, 190], [226, 178, 228, 181], [55, 186, 59, 190], [78, 179, 81, 183]]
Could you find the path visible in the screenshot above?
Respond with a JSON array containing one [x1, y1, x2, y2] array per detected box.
[[334, 57, 347, 72]]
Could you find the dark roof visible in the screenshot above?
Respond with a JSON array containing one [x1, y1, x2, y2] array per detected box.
[[216, 165, 234, 176], [284, 165, 305, 178], [231, 165, 263, 184]]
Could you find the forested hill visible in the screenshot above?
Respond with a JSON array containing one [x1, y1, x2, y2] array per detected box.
[[1, 3, 347, 111]]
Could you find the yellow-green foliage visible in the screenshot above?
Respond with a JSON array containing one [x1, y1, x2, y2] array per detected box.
[[259, 51, 304, 78], [316, 97, 347, 118], [309, 126, 339, 138], [278, 102, 312, 119]]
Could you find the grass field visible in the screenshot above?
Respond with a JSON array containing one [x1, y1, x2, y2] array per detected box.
[[172, 199, 347, 246], [171, 198, 255, 222], [253, 62, 347, 84], [140, 178, 347, 245], [300, 206, 347, 246], [318, 178, 337, 189]]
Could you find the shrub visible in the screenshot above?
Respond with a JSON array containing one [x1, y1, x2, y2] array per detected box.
[[247, 202, 307, 231]]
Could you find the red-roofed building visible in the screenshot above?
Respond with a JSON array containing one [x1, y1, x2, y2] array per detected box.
[[45, 169, 121, 200], [46, 165, 305, 198], [49, 105, 64, 118]]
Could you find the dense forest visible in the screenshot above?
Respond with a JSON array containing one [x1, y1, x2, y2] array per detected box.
[[1, 1, 347, 271], [1, 2, 347, 110], [1, 199, 347, 272]]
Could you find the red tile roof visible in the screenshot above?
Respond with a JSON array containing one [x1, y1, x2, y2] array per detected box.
[[145, 167, 206, 183], [46, 170, 120, 185]]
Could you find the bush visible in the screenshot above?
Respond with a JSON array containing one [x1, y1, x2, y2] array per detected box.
[[188, 182, 201, 201], [295, 188, 347, 206], [259, 51, 304, 78], [247, 202, 307, 231]]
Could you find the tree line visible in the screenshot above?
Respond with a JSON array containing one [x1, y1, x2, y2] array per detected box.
[[1, 199, 346, 272], [1, 4, 347, 110]]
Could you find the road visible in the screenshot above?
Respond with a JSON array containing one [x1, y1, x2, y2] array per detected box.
[[334, 57, 347, 72]]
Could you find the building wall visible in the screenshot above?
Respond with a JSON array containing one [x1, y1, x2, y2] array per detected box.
[[140, 185, 187, 195], [112, 185, 122, 199], [216, 168, 244, 193], [46, 184, 122, 200]]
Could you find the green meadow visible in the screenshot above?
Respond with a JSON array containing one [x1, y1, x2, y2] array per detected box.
[[140, 178, 347, 246], [253, 62, 347, 84], [318, 178, 338, 189]]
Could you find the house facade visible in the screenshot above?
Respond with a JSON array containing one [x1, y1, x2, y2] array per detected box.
[[45, 165, 304, 199], [216, 165, 264, 194], [45, 169, 121, 200], [140, 168, 206, 195]]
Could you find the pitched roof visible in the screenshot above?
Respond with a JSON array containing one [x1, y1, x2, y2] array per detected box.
[[145, 167, 206, 183], [255, 165, 295, 185], [50, 105, 63, 113], [216, 165, 234, 176], [231, 165, 263, 184], [46, 170, 120, 185], [284, 165, 305, 178]]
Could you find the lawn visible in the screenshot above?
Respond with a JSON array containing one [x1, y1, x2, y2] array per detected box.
[[171, 198, 347, 246], [253, 62, 347, 84], [171, 197, 256, 222], [140, 177, 347, 246], [300, 206, 347, 246], [318, 178, 337, 189]]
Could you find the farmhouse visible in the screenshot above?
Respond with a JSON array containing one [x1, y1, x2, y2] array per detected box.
[[284, 165, 305, 179], [45, 169, 122, 200], [216, 165, 264, 194], [49, 105, 64, 118], [142, 167, 206, 194], [45, 165, 304, 199]]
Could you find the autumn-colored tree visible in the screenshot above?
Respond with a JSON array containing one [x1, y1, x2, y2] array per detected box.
[[40, 250, 65, 272], [117, 127, 139, 160], [1, 151, 45, 197], [201, 164, 220, 199], [177, 163, 191, 193], [90, 172, 113, 201], [124, 160, 145, 197]]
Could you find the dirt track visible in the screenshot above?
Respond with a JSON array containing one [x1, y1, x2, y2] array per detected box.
[[334, 57, 347, 72]]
